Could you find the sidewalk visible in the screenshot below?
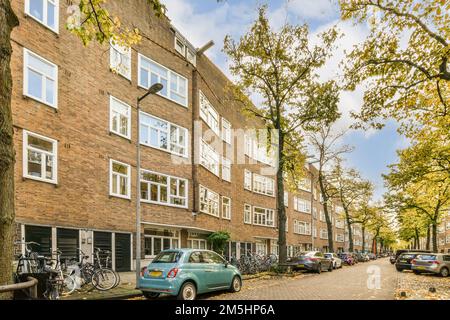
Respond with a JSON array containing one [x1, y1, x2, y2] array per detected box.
[[62, 272, 141, 300], [395, 270, 450, 300]]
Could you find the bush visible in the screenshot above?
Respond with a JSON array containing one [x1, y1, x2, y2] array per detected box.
[[207, 231, 230, 255]]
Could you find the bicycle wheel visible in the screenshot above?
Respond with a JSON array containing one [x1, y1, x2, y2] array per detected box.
[[92, 269, 117, 291], [113, 270, 121, 288], [61, 274, 76, 295]]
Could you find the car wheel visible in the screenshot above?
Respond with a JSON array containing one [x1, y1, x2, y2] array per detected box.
[[316, 264, 321, 274], [142, 291, 160, 299], [178, 282, 197, 300], [333, 262, 336, 269], [413, 270, 421, 275], [440, 267, 449, 277], [328, 263, 333, 272], [396, 267, 403, 272], [229, 276, 242, 292]]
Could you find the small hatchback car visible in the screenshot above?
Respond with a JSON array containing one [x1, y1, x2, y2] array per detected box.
[[139, 249, 242, 300], [411, 253, 450, 277]]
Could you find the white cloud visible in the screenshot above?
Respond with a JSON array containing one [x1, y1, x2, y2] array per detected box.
[[287, 0, 338, 21]]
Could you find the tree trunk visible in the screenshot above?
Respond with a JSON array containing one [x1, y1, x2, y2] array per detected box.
[[415, 228, 420, 250], [318, 172, 333, 252], [431, 223, 437, 252], [426, 225, 430, 250], [344, 210, 353, 252], [0, 0, 19, 300], [276, 133, 287, 264], [361, 226, 365, 252]]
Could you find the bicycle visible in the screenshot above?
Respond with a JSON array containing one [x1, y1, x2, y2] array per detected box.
[[42, 249, 76, 299], [93, 247, 120, 289]]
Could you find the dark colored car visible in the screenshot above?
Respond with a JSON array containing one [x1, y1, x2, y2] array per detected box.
[[338, 252, 355, 265], [393, 249, 431, 264], [368, 253, 377, 260], [395, 252, 424, 272], [290, 251, 333, 273], [355, 253, 366, 262]]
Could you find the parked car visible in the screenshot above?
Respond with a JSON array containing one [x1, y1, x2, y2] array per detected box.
[[139, 249, 242, 300], [395, 252, 425, 272], [393, 249, 430, 262], [355, 252, 367, 262], [390, 254, 397, 264], [411, 254, 450, 277], [368, 253, 377, 260], [325, 253, 342, 269], [349, 253, 359, 264], [290, 251, 333, 273], [338, 252, 355, 265]]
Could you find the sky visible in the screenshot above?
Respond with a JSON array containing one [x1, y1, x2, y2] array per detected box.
[[162, 0, 407, 201]]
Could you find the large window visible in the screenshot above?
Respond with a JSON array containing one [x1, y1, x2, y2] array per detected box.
[[140, 112, 188, 157], [200, 140, 220, 176], [222, 157, 231, 182], [320, 229, 328, 239], [23, 130, 57, 184], [222, 118, 231, 144], [25, 0, 59, 32], [252, 173, 275, 196], [222, 197, 231, 220], [109, 159, 131, 199], [244, 134, 276, 166], [140, 170, 187, 208], [110, 96, 131, 139], [336, 234, 344, 242], [244, 170, 252, 190], [293, 197, 311, 213], [199, 91, 220, 136], [298, 177, 311, 192], [335, 219, 345, 229], [294, 220, 311, 235], [138, 54, 187, 107], [144, 229, 179, 258], [253, 207, 275, 227], [199, 185, 219, 217], [284, 191, 289, 207], [244, 204, 252, 224], [23, 49, 58, 108], [110, 40, 131, 80]]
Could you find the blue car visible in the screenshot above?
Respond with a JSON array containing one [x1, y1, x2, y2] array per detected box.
[[139, 249, 242, 300]]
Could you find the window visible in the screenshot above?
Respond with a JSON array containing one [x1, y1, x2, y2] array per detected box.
[[199, 91, 220, 136], [446, 235, 450, 244], [23, 49, 58, 108], [138, 54, 187, 107], [109, 96, 131, 139], [255, 242, 267, 255], [23, 130, 57, 184], [313, 227, 317, 238], [336, 234, 344, 242], [110, 159, 131, 199], [284, 191, 289, 207], [222, 157, 231, 182], [446, 222, 450, 230], [293, 197, 311, 213], [253, 207, 275, 227], [244, 134, 276, 166], [253, 173, 275, 197], [320, 210, 326, 222], [140, 170, 187, 208], [244, 204, 252, 224], [222, 118, 231, 144], [174, 34, 196, 66], [270, 240, 279, 256], [294, 220, 311, 235], [140, 112, 188, 157], [199, 185, 219, 217], [244, 170, 252, 190], [320, 229, 328, 239], [335, 219, 345, 229], [222, 197, 231, 220], [298, 177, 312, 192], [25, 0, 59, 32], [188, 239, 207, 250], [312, 207, 317, 218], [200, 140, 220, 176], [144, 230, 179, 257], [110, 40, 131, 79]]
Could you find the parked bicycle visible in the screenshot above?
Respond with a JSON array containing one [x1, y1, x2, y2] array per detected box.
[[42, 249, 76, 300]]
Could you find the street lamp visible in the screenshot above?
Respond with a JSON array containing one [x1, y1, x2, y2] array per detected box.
[[135, 83, 163, 287]]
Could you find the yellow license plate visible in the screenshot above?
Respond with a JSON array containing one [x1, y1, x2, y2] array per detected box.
[[400, 260, 407, 263], [297, 264, 304, 268], [416, 266, 426, 270], [149, 271, 162, 277]]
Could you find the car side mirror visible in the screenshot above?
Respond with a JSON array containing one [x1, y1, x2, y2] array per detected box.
[[224, 261, 229, 268]]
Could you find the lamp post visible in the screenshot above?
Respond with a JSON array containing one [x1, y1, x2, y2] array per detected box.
[[135, 83, 163, 287]]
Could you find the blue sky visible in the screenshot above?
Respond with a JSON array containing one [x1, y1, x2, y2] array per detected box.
[[162, 0, 406, 201]]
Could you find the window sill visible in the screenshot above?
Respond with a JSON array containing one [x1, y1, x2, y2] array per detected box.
[[22, 175, 58, 186], [23, 94, 58, 110]]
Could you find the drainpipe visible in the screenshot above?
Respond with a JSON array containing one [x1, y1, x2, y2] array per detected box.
[[191, 68, 199, 215]]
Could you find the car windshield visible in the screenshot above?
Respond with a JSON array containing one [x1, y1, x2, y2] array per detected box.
[[305, 252, 316, 257], [324, 254, 332, 258], [152, 251, 182, 263], [417, 255, 437, 261], [400, 254, 415, 259]]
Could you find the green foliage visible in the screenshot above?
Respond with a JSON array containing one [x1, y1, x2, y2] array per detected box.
[[207, 231, 231, 254]]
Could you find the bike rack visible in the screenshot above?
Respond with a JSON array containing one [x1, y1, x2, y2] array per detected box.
[[0, 276, 38, 299]]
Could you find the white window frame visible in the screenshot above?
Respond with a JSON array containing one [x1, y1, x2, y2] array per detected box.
[[320, 229, 328, 240], [222, 196, 231, 220], [109, 159, 131, 199], [298, 177, 312, 192], [253, 207, 275, 227], [252, 173, 275, 197], [199, 91, 220, 137], [199, 185, 220, 217], [138, 53, 188, 107], [284, 191, 289, 207], [293, 196, 311, 214], [221, 157, 231, 182], [221, 117, 231, 144], [200, 139, 220, 176], [23, 48, 58, 108], [25, 0, 59, 33], [244, 169, 252, 190], [110, 40, 131, 80], [336, 234, 345, 242], [244, 204, 252, 224], [23, 130, 58, 184], [140, 169, 188, 208], [140, 111, 188, 158], [109, 95, 131, 139]]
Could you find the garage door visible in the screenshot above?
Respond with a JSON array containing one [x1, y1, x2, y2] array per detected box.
[[25, 225, 52, 256], [115, 233, 131, 272], [57, 228, 79, 262], [94, 231, 112, 268]]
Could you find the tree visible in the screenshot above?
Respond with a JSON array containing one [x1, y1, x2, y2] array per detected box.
[[339, 0, 450, 130], [329, 160, 373, 252], [223, 6, 340, 263], [0, 0, 165, 299], [352, 199, 377, 252], [308, 123, 353, 252]]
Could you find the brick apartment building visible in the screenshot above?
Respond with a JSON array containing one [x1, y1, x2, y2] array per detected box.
[[437, 212, 450, 253], [10, 0, 372, 271]]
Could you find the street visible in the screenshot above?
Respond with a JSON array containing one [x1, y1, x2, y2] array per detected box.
[[202, 258, 396, 300]]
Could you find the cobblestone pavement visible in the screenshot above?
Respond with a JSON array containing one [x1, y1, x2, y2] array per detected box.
[[200, 258, 397, 300], [396, 269, 450, 300]]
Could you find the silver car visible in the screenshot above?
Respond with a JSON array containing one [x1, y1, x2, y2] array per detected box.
[[411, 253, 450, 277], [325, 253, 342, 269]]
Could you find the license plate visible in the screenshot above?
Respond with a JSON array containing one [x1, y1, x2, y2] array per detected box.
[[400, 260, 407, 263], [416, 266, 426, 270], [297, 264, 304, 268], [149, 271, 162, 277]]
